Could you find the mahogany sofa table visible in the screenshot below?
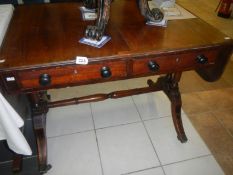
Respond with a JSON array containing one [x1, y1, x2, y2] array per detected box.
[[0, 0, 232, 173]]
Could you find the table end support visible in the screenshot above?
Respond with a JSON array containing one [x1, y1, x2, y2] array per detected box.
[[148, 73, 188, 143], [28, 92, 51, 174]]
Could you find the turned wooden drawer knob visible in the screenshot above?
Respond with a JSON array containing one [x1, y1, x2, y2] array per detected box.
[[39, 74, 51, 86], [148, 61, 160, 72], [196, 54, 208, 64], [100, 66, 112, 78]]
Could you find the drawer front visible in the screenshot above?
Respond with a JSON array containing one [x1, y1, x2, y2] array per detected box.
[[17, 61, 126, 90], [132, 49, 219, 76]]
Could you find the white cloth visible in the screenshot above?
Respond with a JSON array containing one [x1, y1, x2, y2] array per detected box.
[[0, 4, 32, 156], [0, 93, 32, 155], [0, 4, 14, 47]]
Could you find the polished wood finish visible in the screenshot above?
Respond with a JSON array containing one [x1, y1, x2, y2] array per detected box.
[[84, 0, 163, 40], [0, 0, 232, 174], [0, 1, 232, 71]]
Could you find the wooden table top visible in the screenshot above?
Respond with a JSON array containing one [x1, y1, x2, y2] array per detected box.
[[0, 0, 232, 70]]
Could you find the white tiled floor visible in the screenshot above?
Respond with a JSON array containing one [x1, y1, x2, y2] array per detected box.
[[144, 115, 211, 165], [46, 92, 225, 175], [46, 103, 94, 137], [91, 97, 141, 129], [96, 123, 160, 175]]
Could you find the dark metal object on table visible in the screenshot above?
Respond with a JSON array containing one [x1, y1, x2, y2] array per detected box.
[[84, 0, 164, 40], [83, 0, 97, 9]]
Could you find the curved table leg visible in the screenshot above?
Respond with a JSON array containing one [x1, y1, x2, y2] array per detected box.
[[169, 85, 188, 143], [33, 114, 52, 174], [148, 73, 188, 143], [28, 92, 52, 174]]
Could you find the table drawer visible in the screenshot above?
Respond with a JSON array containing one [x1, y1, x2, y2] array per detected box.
[[132, 49, 219, 76], [17, 61, 126, 90]]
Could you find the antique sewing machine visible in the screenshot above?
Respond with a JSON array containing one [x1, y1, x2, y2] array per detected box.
[[83, 0, 164, 40]]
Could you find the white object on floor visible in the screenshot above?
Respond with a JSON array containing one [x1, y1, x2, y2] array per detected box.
[[0, 93, 32, 155], [0, 4, 14, 47]]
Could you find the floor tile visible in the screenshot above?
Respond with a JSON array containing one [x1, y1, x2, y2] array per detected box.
[[179, 71, 206, 93], [124, 167, 164, 175], [196, 88, 233, 111], [49, 80, 128, 101], [144, 114, 210, 165], [132, 92, 173, 120], [46, 104, 94, 137], [180, 69, 231, 93], [78, 80, 129, 94], [91, 97, 141, 129], [163, 155, 224, 175], [125, 76, 158, 89], [188, 112, 233, 175], [96, 123, 160, 175], [48, 86, 85, 101], [47, 131, 102, 175], [212, 108, 233, 136], [222, 60, 233, 85], [201, 78, 231, 91], [177, 0, 233, 37], [182, 93, 211, 115]]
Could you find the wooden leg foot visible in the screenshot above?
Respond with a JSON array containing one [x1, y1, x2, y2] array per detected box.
[[39, 164, 52, 174], [12, 154, 22, 173], [171, 94, 188, 143], [177, 134, 188, 143]]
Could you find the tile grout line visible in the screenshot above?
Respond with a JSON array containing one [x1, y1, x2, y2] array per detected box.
[[90, 103, 105, 175], [95, 120, 142, 130], [131, 94, 215, 174], [47, 128, 95, 139], [162, 153, 212, 167], [0, 155, 38, 166], [211, 111, 233, 138], [120, 153, 213, 175], [130, 95, 167, 175], [46, 115, 172, 140], [120, 165, 162, 175]]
